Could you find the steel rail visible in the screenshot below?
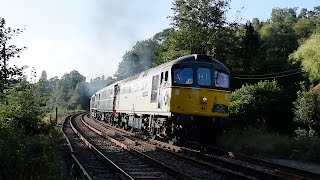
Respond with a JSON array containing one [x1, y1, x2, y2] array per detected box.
[[80, 115, 194, 180], [84, 116, 258, 179], [70, 114, 134, 180], [62, 114, 92, 180], [207, 146, 320, 180], [89, 115, 315, 180]]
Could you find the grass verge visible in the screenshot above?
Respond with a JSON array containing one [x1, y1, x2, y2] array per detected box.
[[217, 126, 320, 162]]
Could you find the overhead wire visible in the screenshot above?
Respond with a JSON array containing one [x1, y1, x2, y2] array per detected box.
[[235, 68, 301, 77], [233, 68, 302, 80]]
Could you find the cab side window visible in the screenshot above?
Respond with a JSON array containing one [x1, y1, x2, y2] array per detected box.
[[165, 71, 168, 82], [151, 75, 159, 103]]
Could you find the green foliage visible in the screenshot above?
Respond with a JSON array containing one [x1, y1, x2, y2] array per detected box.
[[51, 70, 87, 110], [37, 71, 116, 114], [170, 0, 230, 54], [290, 33, 320, 83], [230, 81, 291, 131], [259, 22, 298, 60], [293, 18, 319, 43], [155, 0, 245, 71], [0, 18, 63, 179], [270, 7, 298, 25], [0, 126, 63, 179], [293, 83, 320, 132], [0, 82, 63, 179], [0, 83, 47, 135], [218, 126, 320, 161], [0, 17, 26, 95], [228, 23, 260, 76], [153, 28, 191, 65]]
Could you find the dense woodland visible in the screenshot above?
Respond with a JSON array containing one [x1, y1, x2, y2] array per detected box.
[[1, 0, 320, 178]]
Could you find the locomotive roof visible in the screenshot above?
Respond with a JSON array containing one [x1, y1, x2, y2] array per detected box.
[[91, 80, 122, 98], [170, 54, 229, 71], [119, 54, 229, 84], [92, 54, 229, 96]]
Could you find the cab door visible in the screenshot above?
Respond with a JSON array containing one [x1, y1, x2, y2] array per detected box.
[[157, 70, 170, 110], [157, 72, 164, 109], [113, 84, 119, 113]]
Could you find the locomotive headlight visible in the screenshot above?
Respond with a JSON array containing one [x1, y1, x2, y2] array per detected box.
[[202, 97, 208, 103]]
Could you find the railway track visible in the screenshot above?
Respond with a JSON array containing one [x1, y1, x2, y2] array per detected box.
[[80, 115, 228, 179], [82, 115, 258, 179], [85, 114, 320, 180], [206, 146, 320, 180], [64, 113, 192, 179], [62, 114, 121, 179]]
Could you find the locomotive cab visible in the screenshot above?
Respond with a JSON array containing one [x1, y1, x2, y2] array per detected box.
[[170, 55, 230, 117], [169, 55, 231, 142]]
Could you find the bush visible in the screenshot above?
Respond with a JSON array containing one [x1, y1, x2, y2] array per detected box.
[[293, 83, 320, 135], [0, 125, 63, 179], [0, 83, 64, 179], [230, 80, 291, 131]]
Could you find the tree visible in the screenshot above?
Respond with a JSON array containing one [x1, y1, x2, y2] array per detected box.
[[39, 70, 47, 81], [0, 83, 46, 135], [293, 83, 320, 134], [152, 28, 186, 65], [153, 28, 175, 44], [170, 0, 230, 55], [38, 70, 49, 93], [270, 7, 298, 25], [290, 33, 320, 83], [308, 6, 320, 18], [251, 18, 263, 31], [154, 0, 236, 66], [293, 18, 318, 43], [259, 22, 298, 60], [298, 8, 308, 19], [51, 70, 86, 110], [230, 81, 292, 132], [232, 22, 260, 75], [0, 17, 26, 90]]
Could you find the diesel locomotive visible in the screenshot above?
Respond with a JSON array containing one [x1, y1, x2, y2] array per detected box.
[[90, 54, 231, 143]]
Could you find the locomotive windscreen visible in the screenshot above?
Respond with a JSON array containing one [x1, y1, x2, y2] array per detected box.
[[172, 65, 230, 89]]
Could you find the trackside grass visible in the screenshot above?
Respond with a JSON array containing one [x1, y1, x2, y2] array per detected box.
[[217, 126, 320, 162]]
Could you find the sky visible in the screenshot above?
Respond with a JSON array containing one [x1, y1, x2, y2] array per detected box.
[[0, 0, 319, 82]]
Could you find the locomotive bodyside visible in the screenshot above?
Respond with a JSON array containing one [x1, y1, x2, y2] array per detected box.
[[116, 66, 172, 116], [90, 81, 120, 120]]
